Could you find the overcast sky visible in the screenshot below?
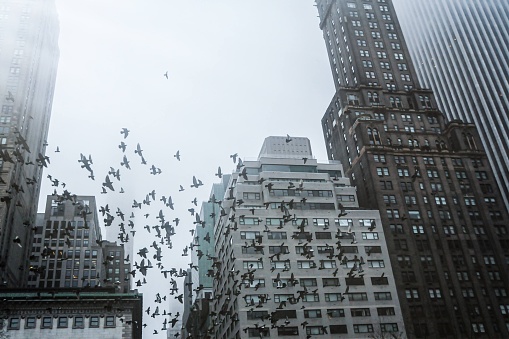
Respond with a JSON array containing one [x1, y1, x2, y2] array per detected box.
[[40, 0, 334, 336]]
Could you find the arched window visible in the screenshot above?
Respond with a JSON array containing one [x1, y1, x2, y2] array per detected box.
[[367, 128, 374, 145], [414, 139, 420, 147], [373, 128, 381, 145]]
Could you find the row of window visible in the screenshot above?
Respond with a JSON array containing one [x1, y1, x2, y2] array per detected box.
[[7, 315, 116, 330], [244, 291, 393, 304], [247, 322, 397, 337], [376, 166, 489, 182], [241, 217, 376, 227]]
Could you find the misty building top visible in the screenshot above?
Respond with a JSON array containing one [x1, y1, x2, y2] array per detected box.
[[258, 136, 313, 160]]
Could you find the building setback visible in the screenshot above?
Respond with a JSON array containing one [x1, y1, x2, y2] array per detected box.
[[0, 287, 143, 339], [0, 0, 60, 287], [316, 0, 509, 338], [393, 0, 509, 214], [210, 136, 405, 338], [28, 195, 130, 292]]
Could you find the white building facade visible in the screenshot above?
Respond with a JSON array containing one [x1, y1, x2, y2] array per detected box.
[[210, 137, 405, 338]]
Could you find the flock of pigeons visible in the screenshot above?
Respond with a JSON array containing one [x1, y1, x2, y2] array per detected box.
[[28, 127, 230, 337], [15, 126, 302, 337]]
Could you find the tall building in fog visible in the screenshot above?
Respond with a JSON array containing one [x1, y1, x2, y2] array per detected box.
[[211, 136, 405, 338], [0, 0, 59, 286], [393, 0, 509, 214], [28, 196, 130, 292], [316, 0, 509, 338]]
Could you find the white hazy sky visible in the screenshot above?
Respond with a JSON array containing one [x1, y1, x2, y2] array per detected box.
[[40, 0, 334, 336]]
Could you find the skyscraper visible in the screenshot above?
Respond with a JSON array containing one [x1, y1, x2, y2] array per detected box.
[[393, 0, 509, 214], [316, 0, 509, 338], [211, 136, 405, 338], [28, 195, 130, 292], [0, 0, 59, 286]]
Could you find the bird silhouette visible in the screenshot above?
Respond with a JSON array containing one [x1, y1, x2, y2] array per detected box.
[[120, 128, 130, 139]]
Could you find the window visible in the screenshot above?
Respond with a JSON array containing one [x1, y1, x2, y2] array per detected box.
[[248, 328, 270, 337], [271, 261, 290, 270], [244, 261, 263, 269], [315, 232, 332, 239], [313, 218, 330, 227], [277, 327, 299, 336], [267, 231, 287, 240], [57, 317, 68, 328], [360, 50, 369, 57], [368, 260, 385, 268], [240, 231, 260, 241], [297, 261, 316, 269], [375, 292, 392, 300], [300, 278, 317, 287], [327, 309, 345, 318], [243, 192, 260, 200], [90, 316, 99, 328], [320, 260, 337, 269], [269, 246, 289, 254], [376, 167, 389, 176], [306, 326, 326, 335], [25, 317, 36, 329], [323, 278, 340, 287], [304, 309, 322, 318], [239, 217, 260, 225], [377, 307, 395, 316], [381, 323, 399, 333], [302, 294, 319, 302], [247, 310, 269, 320], [8, 318, 20, 330], [471, 323, 486, 333], [406, 288, 420, 300], [325, 293, 343, 302], [42, 317, 53, 329], [348, 293, 368, 301], [105, 316, 115, 327], [351, 308, 371, 317], [412, 225, 424, 234], [354, 324, 374, 333], [362, 232, 379, 240]]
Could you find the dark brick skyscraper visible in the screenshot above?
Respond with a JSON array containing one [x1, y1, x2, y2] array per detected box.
[[316, 0, 509, 338]]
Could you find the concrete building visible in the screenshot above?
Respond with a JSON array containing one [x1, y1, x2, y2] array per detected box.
[[316, 0, 509, 338], [210, 136, 405, 338], [393, 0, 509, 213], [0, 0, 60, 287], [0, 287, 143, 339], [183, 174, 231, 338], [28, 195, 130, 292]]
